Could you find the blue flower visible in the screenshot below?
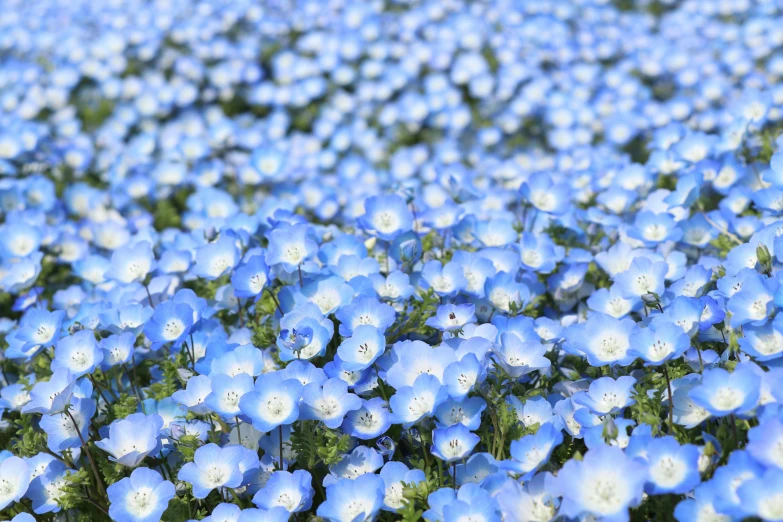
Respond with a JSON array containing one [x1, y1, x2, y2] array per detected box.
[[334, 296, 396, 337], [324, 446, 384, 486], [204, 373, 255, 419], [737, 468, 783, 520], [39, 397, 96, 452], [239, 372, 303, 432], [105, 241, 156, 285], [342, 397, 392, 440], [51, 329, 103, 377], [13, 308, 64, 355], [442, 354, 484, 400], [21, 369, 75, 415], [177, 443, 248, 499], [192, 235, 241, 280], [564, 313, 638, 367], [689, 366, 760, 417], [390, 373, 448, 425], [265, 224, 318, 273], [337, 325, 386, 372], [99, 332, 136, 370], [299, 378, 362, 429], [629, 321, 691, 365], [107, 467, 175, 522], [95, 413, 164, 467], [431, 424, 480, 463], [639, 436, 701, 496], [493, 333, 550, 378], [379, 461, 425, 511], [253, 470, 314, 513], [142, 301, 194, 351], [231, 254, 270, 302], [316, 474, 385, 522], [0, 456, 30, 511], [520, 173, 570, 215], [555, 445, 647, 521], [614, 256, 669, 299], [434, 397, 486, 430], [501, 423, 563, 477], [573, 376, 637, 415], [358, 194, 414, 242], [426, 304, 476, 332]]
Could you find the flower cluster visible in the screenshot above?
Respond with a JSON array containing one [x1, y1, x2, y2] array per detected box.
[[1, 0, 783, 521]]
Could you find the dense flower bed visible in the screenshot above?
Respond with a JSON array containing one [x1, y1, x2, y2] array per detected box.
[[2, 0, 783, 521]]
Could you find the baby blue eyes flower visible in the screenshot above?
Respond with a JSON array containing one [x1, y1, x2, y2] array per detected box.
[[239, 372, 303, 433], [493, 333, 550, 378], [299, 378, 362, 429], [501, 423, 563, 477], [555, 445, 647, 521], [572, 376, 637, 415], [443, 353, 484, 400], [39, 397, 95, 452], [642, 436, 702, 495], [747, 416, 783, 470], [99, 332, 136, 370], [379, 461, 425, 511], [253, 470, 314, 513], [193, 235, 241, 281], [265, 223, 318, 273], [737, 468, 783, 521], [142, 301, 194, 351], [389, 373, 448, 425], [342, 397, 392, 440], [205, 373, 255, 419], [107, 467, 175, 522], [519, 172, 571, 215], [630, 321, 691, 365], [232, 255, 270, 302], [51, 329, 103, 377], [95, 413, 164, 467], [21, 368, 75, 415], [614, 256, 669, 300], [334, 296, 396, 337], [278, 326, 314, 355], [337, 325, 386, 372], [358, 194, 414, 242], [564, 313, 638, 367], [0, 456, 30, 511], [431, 424, 480, 463], [426, 304, 476, 332], [105, 241, 156, 285], [14, 308, 64, 354], [316, 474, 385, 522], [178, 443, 248, 499], [689, 366, 760, 417]]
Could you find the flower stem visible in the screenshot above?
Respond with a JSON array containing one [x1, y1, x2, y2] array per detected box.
[[65, 407, 107, 501], [662, 362, 674, 434], [278, 425, 284, 470]]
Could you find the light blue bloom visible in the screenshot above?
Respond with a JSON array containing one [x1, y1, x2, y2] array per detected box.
[[107, 467, 175, 522]]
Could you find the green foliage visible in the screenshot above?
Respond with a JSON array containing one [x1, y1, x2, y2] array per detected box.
[[388, 288, 439, 343], [710, 234, 739, 258], [148, 357, 183, 400], [251, 314, 278, 349], [318, 428, 353, 466], [161, 496, 202, 522], [110, 394, 138, 420], [11, 414, 49, 458], [175, 434, 204, 464], [59, 468, 93, 510], [629, 372, 665, 435]]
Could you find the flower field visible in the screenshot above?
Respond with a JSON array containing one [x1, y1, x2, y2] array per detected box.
[[2, 0, 783, 521]]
